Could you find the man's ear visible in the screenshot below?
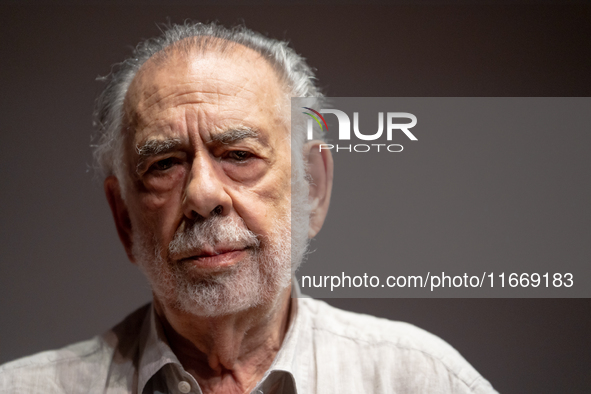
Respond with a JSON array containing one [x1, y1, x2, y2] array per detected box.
[[104, 176, 135, 263], [305, 141, 334, 238]]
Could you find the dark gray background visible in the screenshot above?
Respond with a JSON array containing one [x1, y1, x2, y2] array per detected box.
[[1, 3, 590, 393], [295, 97, 591, 297]]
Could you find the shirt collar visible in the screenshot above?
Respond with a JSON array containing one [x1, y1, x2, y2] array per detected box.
[[136, 279, 309, 394], [252, 280, 309, 393], [137, 304, 183, 394]]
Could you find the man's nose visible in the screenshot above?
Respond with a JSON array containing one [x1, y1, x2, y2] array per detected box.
[[183, 155, 231, 220]]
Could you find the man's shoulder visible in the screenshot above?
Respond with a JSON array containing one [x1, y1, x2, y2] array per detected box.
[[301, 297, 458, 352], [0, 303, 150, 393], [299, 298, 497, 393], [0, 336, 111, 393]]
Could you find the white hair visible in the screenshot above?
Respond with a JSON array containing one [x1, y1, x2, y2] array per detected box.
[[92, 21, 325, 186]]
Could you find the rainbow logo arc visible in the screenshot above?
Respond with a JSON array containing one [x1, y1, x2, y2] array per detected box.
[[302, 107, 329, 133]]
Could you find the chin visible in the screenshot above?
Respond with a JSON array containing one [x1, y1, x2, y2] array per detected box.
[[146, 248, 292, 318], [131, 210, 295, 318]]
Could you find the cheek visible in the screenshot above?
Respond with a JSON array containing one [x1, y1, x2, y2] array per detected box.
[[221, 160, 267, 183], [142, 165, 188, 194], [131, 174, 186, 242], [136, 165, 188, 210], [231, 169, 292, 236], [139, 193, 171, 212]]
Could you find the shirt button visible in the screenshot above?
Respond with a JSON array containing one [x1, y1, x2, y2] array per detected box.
[[178, 380, 191, 393]]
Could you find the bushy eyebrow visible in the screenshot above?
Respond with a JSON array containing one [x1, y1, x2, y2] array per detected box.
[[136, 138, 182, 172], [208, 128, 261, 144], [134, 128, 263, 173]]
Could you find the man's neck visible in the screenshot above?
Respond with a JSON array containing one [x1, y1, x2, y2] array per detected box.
[[153, 286, 293, 394]]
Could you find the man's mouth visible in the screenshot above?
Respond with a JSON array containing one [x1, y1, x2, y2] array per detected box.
[[177, 247, 249, 270]]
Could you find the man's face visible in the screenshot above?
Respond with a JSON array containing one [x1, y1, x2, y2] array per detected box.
[[119, 44, 303, 317]]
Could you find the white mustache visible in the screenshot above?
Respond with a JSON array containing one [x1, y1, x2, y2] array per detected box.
[[168, 215, 260, 258]]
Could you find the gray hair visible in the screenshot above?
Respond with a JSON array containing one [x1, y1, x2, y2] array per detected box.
[[92, 21, 324, 187]]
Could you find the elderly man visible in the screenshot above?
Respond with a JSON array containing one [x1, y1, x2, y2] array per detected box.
[[0, 23, 496, 393]]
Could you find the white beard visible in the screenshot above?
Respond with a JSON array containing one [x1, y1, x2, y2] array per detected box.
[[132, 213, 288, 317], [131, 169, 311, 317]]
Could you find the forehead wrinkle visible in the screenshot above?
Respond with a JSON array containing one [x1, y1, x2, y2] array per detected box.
[[134, 100, 247, 143], [126, 43, 287, 157], [128, 43, 282, 110], [132, 110, 186, 146], [141, 83, 251, 111], [134, 54, 263, 106], [133, 88, 258, 133], [127, 72, 256, 133]]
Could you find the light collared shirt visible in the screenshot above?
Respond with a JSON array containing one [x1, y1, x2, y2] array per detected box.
[[0, 288, 497, 394]]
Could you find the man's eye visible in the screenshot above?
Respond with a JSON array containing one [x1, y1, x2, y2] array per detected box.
[[227, 151, 252, 161], [151, 158, 176, 172]]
